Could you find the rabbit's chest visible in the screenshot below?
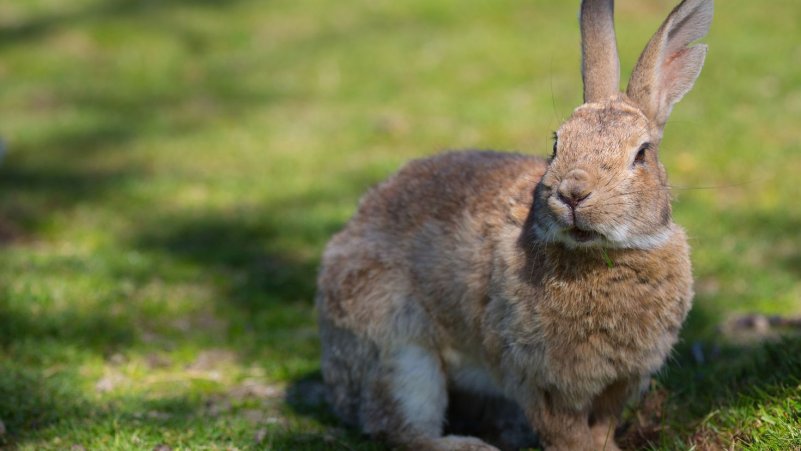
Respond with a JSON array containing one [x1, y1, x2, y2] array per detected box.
[[535, 267, 691, 384]]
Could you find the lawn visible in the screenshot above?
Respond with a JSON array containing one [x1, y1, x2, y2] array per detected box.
[[0, 0, 799, 449]]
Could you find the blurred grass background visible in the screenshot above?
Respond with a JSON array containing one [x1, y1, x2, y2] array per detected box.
[[0, 0, 799, 449]]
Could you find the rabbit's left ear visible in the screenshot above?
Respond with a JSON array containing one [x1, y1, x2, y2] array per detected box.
[[627, 0, 713, 130]]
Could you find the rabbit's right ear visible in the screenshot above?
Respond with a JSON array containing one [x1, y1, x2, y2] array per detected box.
[[626, 0, 713, 131], [581, 0, 620, 103]]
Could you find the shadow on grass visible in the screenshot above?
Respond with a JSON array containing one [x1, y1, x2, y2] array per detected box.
[[0, 71, 279, 241], [131, 209, 329, 314], [0, 0, 286, 241], [0, 364, 89, 446], [0, 162, 136, 241], [125, 188, 358, 364], [0, 0, 251, 48], [0, 297, 136, 354], [283, 371, 339, 426], [130, 167, 381, 307]]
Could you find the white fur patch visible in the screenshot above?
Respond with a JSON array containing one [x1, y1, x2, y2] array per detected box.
[[602, 223, 674, 250], [390, 345, 447, 436], [533, 217, 674, 250]]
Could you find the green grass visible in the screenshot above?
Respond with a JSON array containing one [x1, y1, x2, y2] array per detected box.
[[0, 0, 799, 449]]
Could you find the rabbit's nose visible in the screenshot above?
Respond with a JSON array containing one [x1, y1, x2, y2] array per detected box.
[[557, 169, 593, 208]]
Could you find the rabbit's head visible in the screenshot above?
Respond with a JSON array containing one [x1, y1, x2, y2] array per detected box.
[[532, 0, 712, 250]]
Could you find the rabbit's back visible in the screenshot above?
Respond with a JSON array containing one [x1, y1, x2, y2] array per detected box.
[[317, 150, 547, 344], [355, 150, 545, 235]]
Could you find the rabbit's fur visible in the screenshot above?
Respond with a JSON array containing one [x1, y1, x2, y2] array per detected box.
[[317, 0, 712, 449]]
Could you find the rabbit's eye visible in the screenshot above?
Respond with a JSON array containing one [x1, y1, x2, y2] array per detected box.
[[634, 142, 650, 166]]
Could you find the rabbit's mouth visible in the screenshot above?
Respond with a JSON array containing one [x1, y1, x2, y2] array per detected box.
[[567, 227, 602, 243]]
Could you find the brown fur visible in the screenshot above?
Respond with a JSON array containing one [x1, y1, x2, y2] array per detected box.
[[317, 1, 712, 449]]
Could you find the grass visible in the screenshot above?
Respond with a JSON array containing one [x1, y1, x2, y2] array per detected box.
[[0, 0, 799, 449]]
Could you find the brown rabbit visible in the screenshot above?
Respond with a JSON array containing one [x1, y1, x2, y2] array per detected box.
[[316, 0, 713, 449]]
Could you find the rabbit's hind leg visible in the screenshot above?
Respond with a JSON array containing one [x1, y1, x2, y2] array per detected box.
[[361, 344, 499, 450], [319, 317, 377, 427]]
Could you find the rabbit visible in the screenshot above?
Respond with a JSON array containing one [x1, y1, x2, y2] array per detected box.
[[316, 0, 712, 449]]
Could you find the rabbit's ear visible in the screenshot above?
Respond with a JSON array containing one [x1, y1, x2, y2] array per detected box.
[[581, 0, 620, 102], [627, 0, 713, 129]]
